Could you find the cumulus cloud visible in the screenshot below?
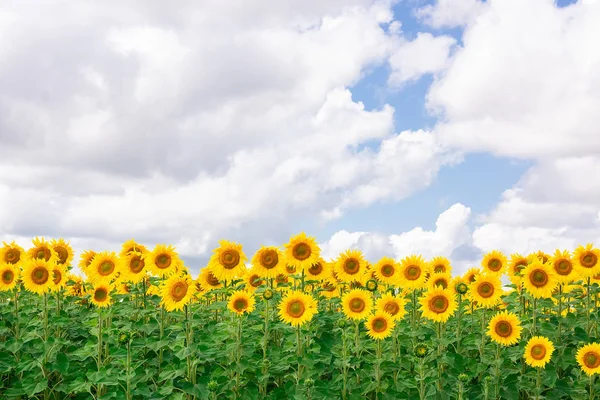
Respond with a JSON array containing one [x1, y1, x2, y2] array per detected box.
[[415, 0, 486, 28]]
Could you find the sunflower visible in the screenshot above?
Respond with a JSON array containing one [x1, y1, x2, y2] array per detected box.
[[576, 343, 600, 376], [469, 274, 503, 308], [160, 274, 196, 312], [119, 239, 149, 258], [341, 289, 373, 320], [243, 269, 264, 292], [365, 312, 395, 340], [275, 273, 290, 288], [197, 267, 223, 292], [333, 249, 368, 284], [574, 243, 600, 278], [251, 245, 284, 278], [550, 249, 578, 284], [398, 255, 429, 290], [0, 241, 25, 265], [27, 237, 58, 263], [148, 244, 183, 278], [228, 290, 256, 315], [429, 256, 452, 275], [376, 293, 407, 321], [528, 251, 551, 264], [86, 251, 122, 284], [116, 281, 131, 295], [463, 268, 481, 284], [319, 280, 338, 298], [306, 259, 332, 281], [90, 283, 113, 308], [78, 250, 97, 273], [522, 260, 558, 299], [50, 263, 68, 292], [372, 257, 401, 285], [524, 336, 555, 368], [481, 250, 507, 276], [0, 263, 19, 291], [284, 264, 298, 275], [486, 310, 522, 346], [283, 233, 321, 273], [278, 290, 318, 327], [50, 238, 74, 267], [66, 273, 84, 297], [420, 288, 457, 323], [21, 259, 52, 294], [207, 240, 247, 281], [427, 272, 452, 291], [507, 253, 529, 286], [120, 251, 148, 283]]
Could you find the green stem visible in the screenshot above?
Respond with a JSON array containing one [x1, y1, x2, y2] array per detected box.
[[342, 325, 348, 400], [261, 298, 270, 395], [437, 322, 443, 392], [590, 374, 595, 400], [354, 320, 361, 384], [296, 324, 303, 384], [97, 309, 103, 398], [126, 340, 132, 400], [418, 358, 426, 400], [456, 293, 462, 355], [375, 339, 382, 397], [532, 297, 537, 337], [587, 278, 592, 335], [495, 344, 501, 399]]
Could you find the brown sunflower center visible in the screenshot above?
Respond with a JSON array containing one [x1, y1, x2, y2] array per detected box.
[[233, 297, 248, 312], [555, 260, 572, 276], [285, 264, 296, 274], [494, 321, 513, 338], [487, 258, 502, 271], [433, 264, 445, 273], [381, 264, 395, 277], [584, 352, 600, 369], [129, 256, 145, 273], [220, 250, 240, 269], [206, 272, 220, 286], [36, 247, 51, 261], [53, 269, 62, 285], [170, 281, 189, 302], [287, 300, 305, 318], [433, 278, 448, 289], [405, 265, 421, 280], [292, 243, 311, 261], [530, 269, 549, 287], [343, 258, 360, 275], [468, 273, 477, 283], [249, 274, 262, 288], [429, 295, 449, 313], [4, 249, 20, 264], [530, 344, 546, 360], [309, 262, 323, 275], [383, 301, 399, 316], [477, 282, 494, 298], [322, 282, 336, 292], [514, 261, 527, 275], [99, 261, 115, 276], [156, 254, 172, 270], [2, 270, 14, 284], [94, 288, 108, 302], [349, 297, 366, 313], [276, 274, 288, 284], [371, 317, 387, 333], [32, 266, 49, 285], [260, 249, 279, 269], [55, 246, 69, 264], [581, 253, 598, 269]]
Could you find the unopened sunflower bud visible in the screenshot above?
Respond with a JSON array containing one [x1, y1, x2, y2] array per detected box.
[[366, 279, 378, 292], [458, 373, 469, 383], [304, 378, 314, 387], [207, 380, 218, 392], [263, 289, 274, 300], [337, 318, 347, 329], [456, 282, 468, 295], [415, 342, 428, 358]]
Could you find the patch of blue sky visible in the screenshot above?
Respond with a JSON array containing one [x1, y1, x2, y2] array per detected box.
[[554, 0, 579, 7]]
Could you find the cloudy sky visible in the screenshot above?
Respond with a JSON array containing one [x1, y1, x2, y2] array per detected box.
[[1, 0, 598, 275]]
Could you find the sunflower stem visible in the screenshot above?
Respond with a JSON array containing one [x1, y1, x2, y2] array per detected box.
[[354, 319, 361, 384], [97, 308, 103, 398], [44, 292, 49, 342], [261, 297, 270, 396], [587, 277, 592, 335], [417, 358, 426, 400], [535, 367, 542, 399], [126, 339, 132, 400], [375, 338, 382, 397], [341, 324, 348, 400], [494, 344, 501, 399], [296, 324, 303, 384], [457, 293, 462, 355], [590, 374, 595, 400], [532, 297, 537, 337], [234, 315, 242, 399], [437, 321, 443, 393]]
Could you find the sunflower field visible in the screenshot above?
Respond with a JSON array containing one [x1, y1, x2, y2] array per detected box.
[[1, 236, 600, 399]]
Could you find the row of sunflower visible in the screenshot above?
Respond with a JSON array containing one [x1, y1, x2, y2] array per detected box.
[[1, 235, 600, 399]]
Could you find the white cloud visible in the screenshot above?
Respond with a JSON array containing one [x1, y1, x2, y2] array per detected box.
[[388, 32, 456, 87], [415, 0, 486, 28]]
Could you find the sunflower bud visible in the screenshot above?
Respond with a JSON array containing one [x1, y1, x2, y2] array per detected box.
[[458, 373, 469, 383], [207, 380, 218, 392], [456, 282, 468, 295], [304, 378, 314, 388], [365, 279, 378, 292], [263, 289, 274, 300], [415, 342, 428, 358], [337, 318, 347, 329]]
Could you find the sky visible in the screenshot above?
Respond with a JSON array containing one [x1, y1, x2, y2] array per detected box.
[[0, 0, 598, 276]]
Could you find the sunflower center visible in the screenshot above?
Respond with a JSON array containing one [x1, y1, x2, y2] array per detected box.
[[285, 265, 296, 274], [477, 282, 494, 298], [156, 254, 172, 269], [322, 282, 335, 292], [309, 263, 323, 275], [581, 253, 598, 268], [433, 278, 448, 289], [429, 295, 449, 313], [94, 288, 108, 302], [349, 298, 366, 313], [207, 272, 220, 286], [32, 266, 49, 284], [494, 321, 513, 338], [53, 269, 62, 285], [555, 260, 572, 275], [287, 300, 305, 318], [405, 265, 421, 280], [260, 250, 279, 269], [55, 246, 69, 264], [530, 344, 546, 360], [372, 317, 387, 333], [220, 250, 240, 269], [468, 273, 477, 283], [433, 265, 445, 273], [233, 298, 248, 312], [384, 301, 399, 316], [276, 274, 288, 284], [381, 264, 395, 277], [36, 248, 51, 261], [530, 269, 549, 287], [514, 262, 527, 275], [4, 249, 20, 264], [292, 243, 311, 261], [129, 257, 145, 273], [171, 281, 189, 302], [99, 261, 115, 276], [584, 352, 600, 369], [488, 259, 502, 272], [343, 258, 360, 275], [2, 270, 14, 284], [249, 274, 262, 288]]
